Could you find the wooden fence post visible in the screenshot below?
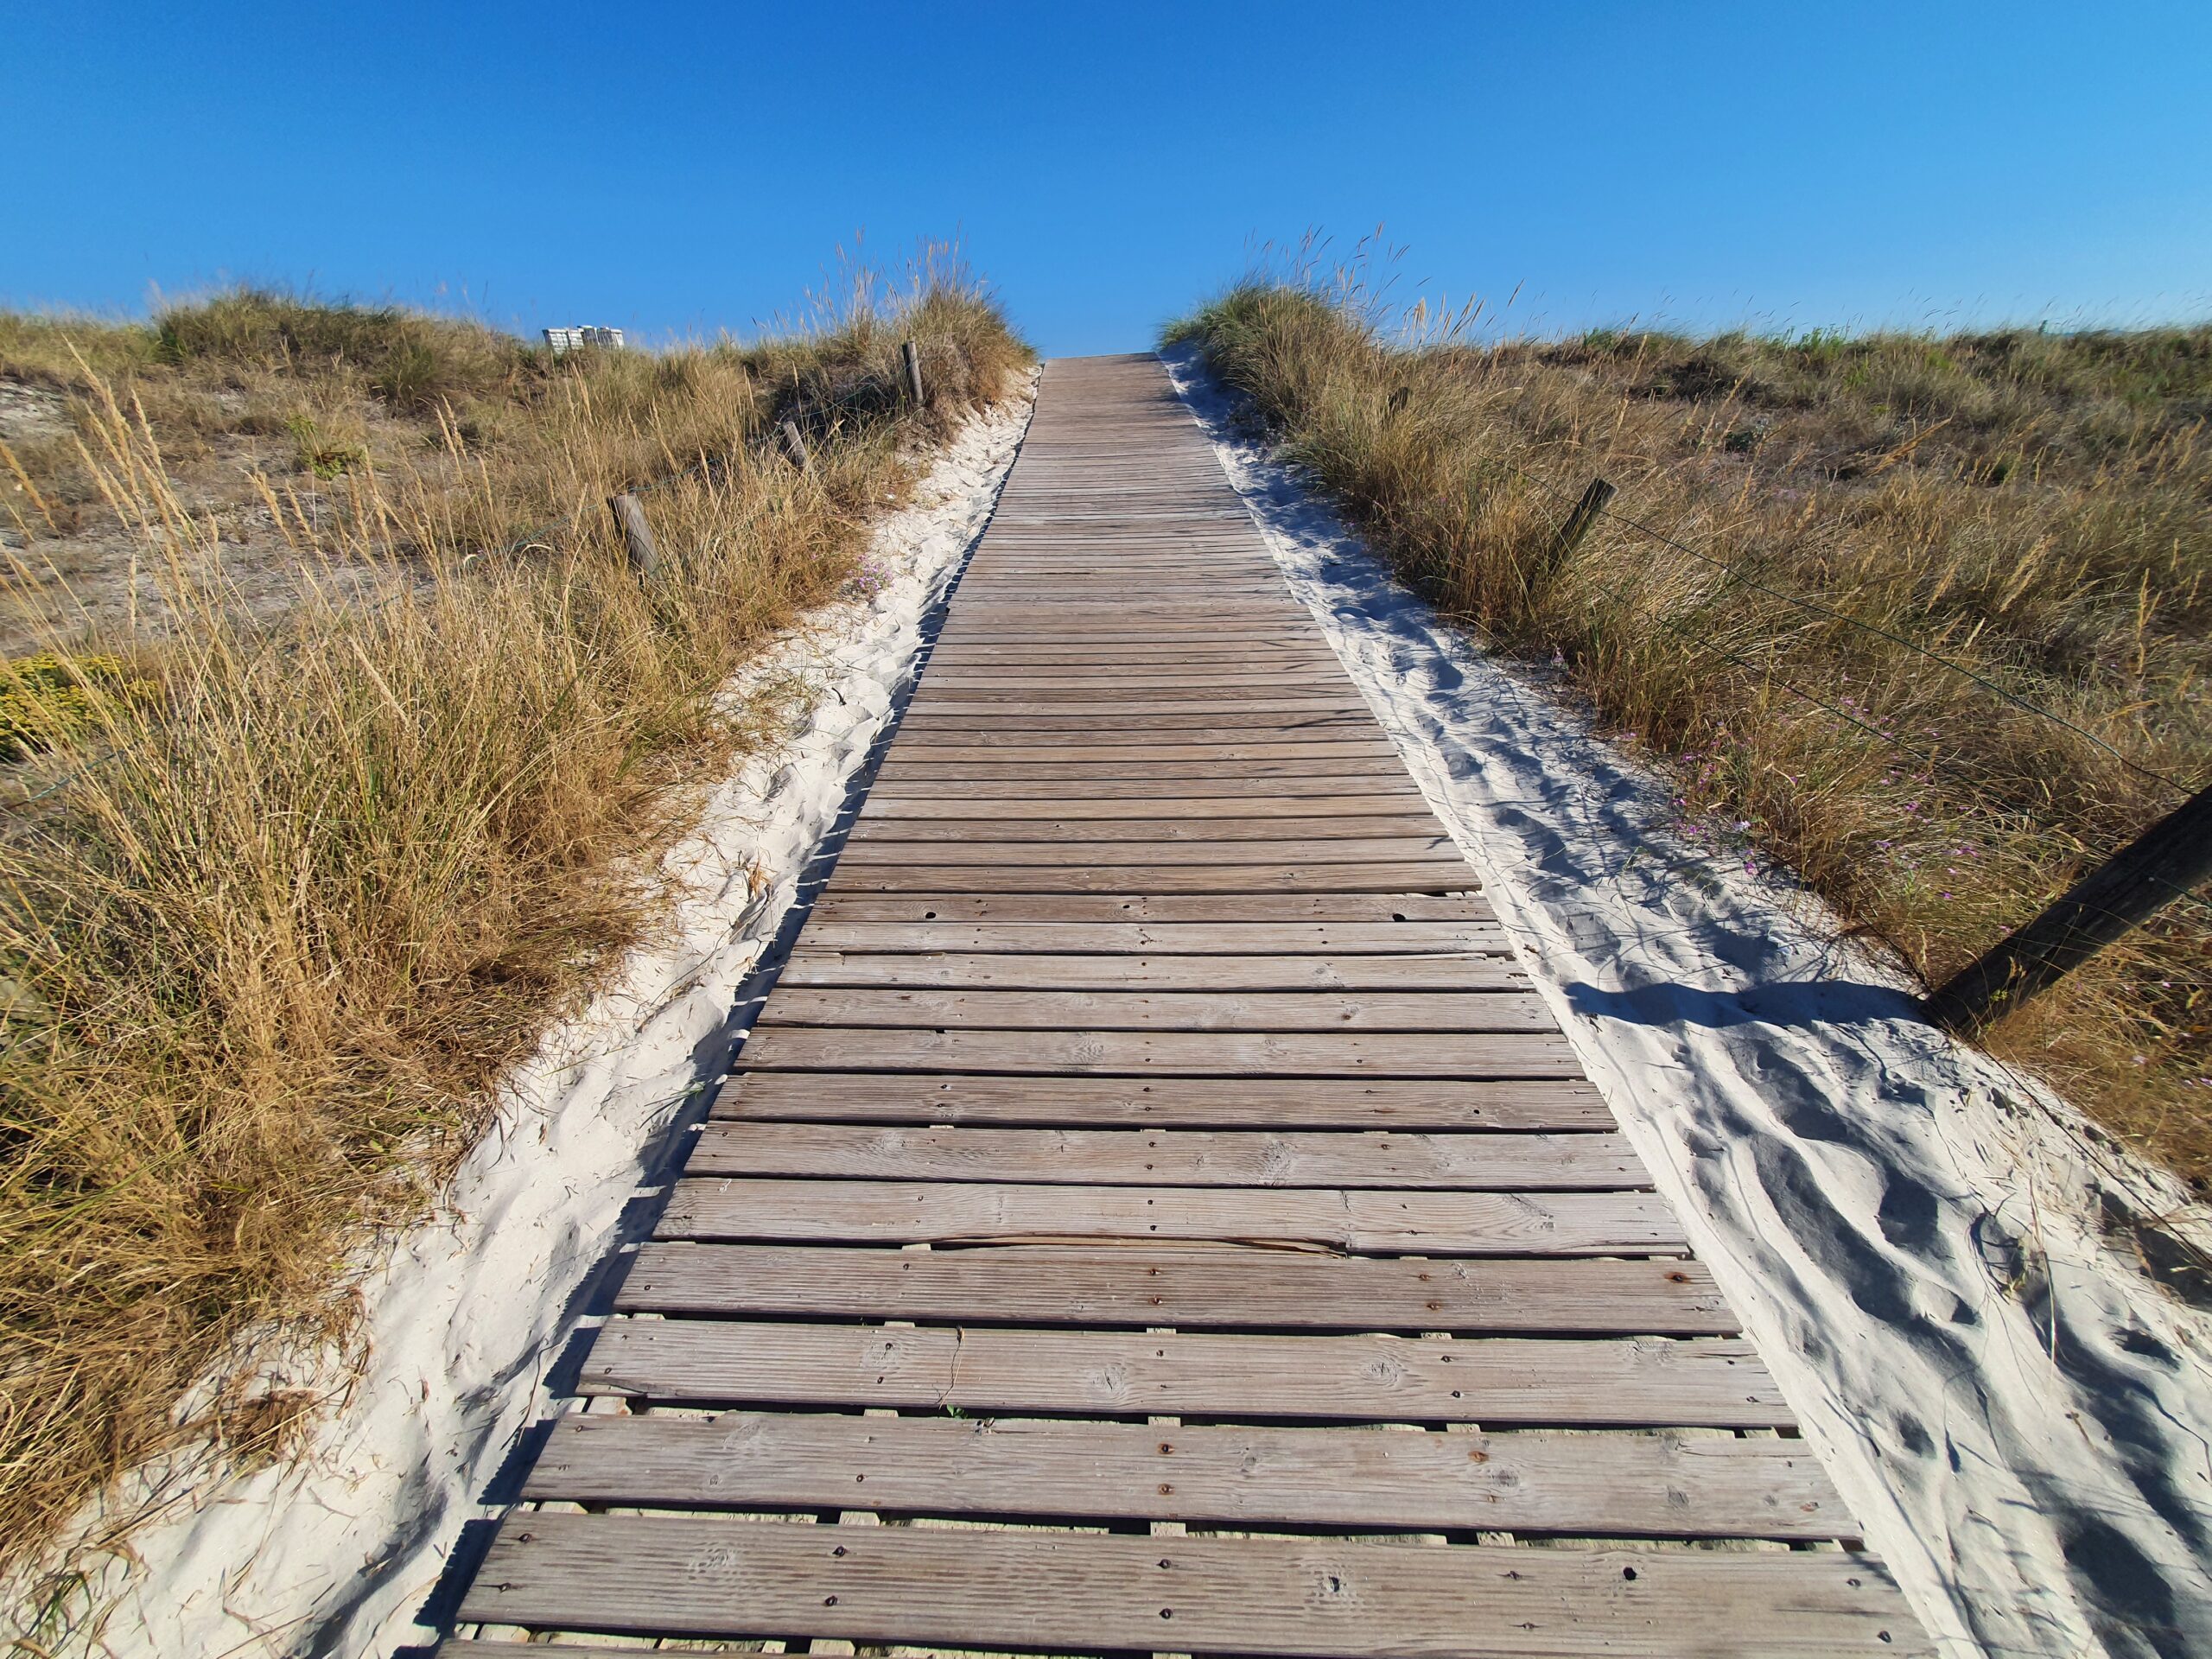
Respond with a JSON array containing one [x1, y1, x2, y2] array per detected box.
[[1926, 781, 2212, 1033], [1549, 477, 1617, 563], [901, 340, 926, 407], [607, 492, 658, 575], [779, 419, 812, 472]]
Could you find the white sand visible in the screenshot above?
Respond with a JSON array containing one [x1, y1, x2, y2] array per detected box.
[[1162, 345, 2212, 1659], [40, 378, 1035, 1659]]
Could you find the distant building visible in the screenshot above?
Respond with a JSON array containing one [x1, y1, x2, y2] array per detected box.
[[543, 326, 626, 355]]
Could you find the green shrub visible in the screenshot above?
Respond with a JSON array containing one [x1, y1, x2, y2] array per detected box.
[[0, 653, 153, 761]]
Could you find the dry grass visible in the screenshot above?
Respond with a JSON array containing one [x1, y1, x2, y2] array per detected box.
[[1167, 277, 2211, 1182], [0, 259, 1028, 1604]]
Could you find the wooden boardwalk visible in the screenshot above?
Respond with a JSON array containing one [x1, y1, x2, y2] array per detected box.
[[447, 356, 1929, 1656]]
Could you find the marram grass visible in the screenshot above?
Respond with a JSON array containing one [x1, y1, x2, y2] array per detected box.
[[1169, 279, 2210, 1184], [0, 264, 1029, 1611]]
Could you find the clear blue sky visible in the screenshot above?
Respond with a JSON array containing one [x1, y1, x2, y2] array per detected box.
[[10, 1, 2209, 357]]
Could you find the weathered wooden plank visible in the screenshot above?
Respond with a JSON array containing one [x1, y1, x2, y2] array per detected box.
[[711, 1072, 1613, 1129], [919, 650, 1327, 664], [954, 570, 1285, 581], [581, 1321, 1790, 1426], [956, 581, 1284, 590], [891, 725, 1389, 750], [918, 673, 1344, 691], [845, 812, 1446, 842], [754, 988, 1553, 1033], [912, 693, 1367, 713], [931, 596, 1317, 609], [460, 1514, 1923, 1656], [951, 559, 1290, 570], [833, 835, 1460, 867], [960, 557, 1268, 567], [950, 594, 1300, 607], [940, 617, 1307, 628], [809, 891, 1491, 922], [939, 581, 1289, 590], [900, 687, 1352, 702], [874, 760, 1418, 783], [953, 592, 1292, 601], [891, 734, 1391, 757], [902, 690, 1362, 712], [908, 654, 1339, 671], [821, 861, 1478, 894], [898, 690, 1369, 709], [861, 792, 1445, 822], [931, 582, 1288, 594], [689, 1124, 1645, 1190], [891, 734, 1394, 756], [915, 641, 1327, 654], [657, 1178, 1683, 1254], [959, 567, 1287, 576], [975, 527, 1268, 534], [923, 658, 1350, 674], [868, 773, 1428, 802], [901, 683, 1349, 702], [942, 588, 1292, 601], [963, 552, 1267, 561], [960, 532, 1281, 547], [736, 1027, 1584, 1077], [922, 645, 1336, 664], [895, 709, 1381, 732], [792, 920, 1507, 954], [871, 739, 1389, 760], [966, 536, 1264, 543], [929, 617, 1314, 634], [962, 522, 1268, 531], [527, 1412, 1855, 1540], [779, 949, 1522, 988], [933, 614, 1309, 632], [615, 1243, 1738, 1332], [963, 553, 1273, 562]]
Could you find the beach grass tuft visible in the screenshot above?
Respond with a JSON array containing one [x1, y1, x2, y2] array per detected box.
[[1168, 274, 2210, 1182], [0, 253, 1028, 1598]]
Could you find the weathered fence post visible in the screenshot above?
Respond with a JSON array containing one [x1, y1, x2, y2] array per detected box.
[[1927, 781, 2212, 1033], [779, 419, 812, 472], [901, 340, 926, 407], [1549, 477, 1617, 563], [607, 492, 658, 575]]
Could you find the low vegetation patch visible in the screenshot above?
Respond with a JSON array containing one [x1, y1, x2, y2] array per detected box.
[[1168, 278, 2210, 1180], [0, 263, 1028, 1594], [0, 652, 154, 761]]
